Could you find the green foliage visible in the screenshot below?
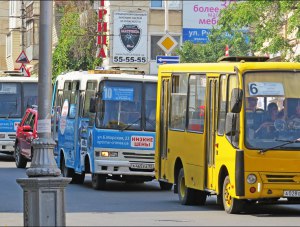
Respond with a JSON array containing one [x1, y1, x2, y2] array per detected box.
[[175, 28, 250, 63], [52, 3, 102, 81], [218, 0, 300, 61]]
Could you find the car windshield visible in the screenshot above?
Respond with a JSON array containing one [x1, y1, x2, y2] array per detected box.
[[244, 71, 300, 150], [95, 81, 157, 131]]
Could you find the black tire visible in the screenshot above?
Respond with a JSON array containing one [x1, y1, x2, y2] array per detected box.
[[92, 174, 106, 190], [287, 198, 300, 203], [159, 181, 173, 191], [195, 190, 207, 206], [14, 143, 27, 168], [177, 168, 198, 205], [61, 155, 74, 178], [73, 172, 85, 184], [222, 175, 244, 214]]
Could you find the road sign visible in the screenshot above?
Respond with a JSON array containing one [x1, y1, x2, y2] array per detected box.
[[156, 55, 180, 64], [16, 50, 30, 63], [19, 64, 31, 77], [157, 34, 178, 54]]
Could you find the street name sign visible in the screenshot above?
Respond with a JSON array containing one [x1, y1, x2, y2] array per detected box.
[[156, 55, 180, 64]]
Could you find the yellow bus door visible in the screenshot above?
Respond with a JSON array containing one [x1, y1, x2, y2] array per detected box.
[[158, 78, 170, 180], [206, 79, 217, 190]]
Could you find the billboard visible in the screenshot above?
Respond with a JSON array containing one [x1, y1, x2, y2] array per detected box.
[[113, 11, 148, 64], [183, 0, 236, 44]]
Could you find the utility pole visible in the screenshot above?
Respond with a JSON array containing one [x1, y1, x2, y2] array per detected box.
[[21, 0, 25, 51], [164, 0, 169, 56], [17, 1, 71, 226]]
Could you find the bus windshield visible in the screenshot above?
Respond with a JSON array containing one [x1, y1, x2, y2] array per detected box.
[[244, 71, 300, 150], [0, 83, 21, 118], [96, 81, 156, 131]]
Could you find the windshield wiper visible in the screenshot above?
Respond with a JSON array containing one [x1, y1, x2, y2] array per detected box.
[[258, 138, 300, 154], [119, 117, 141, 132]]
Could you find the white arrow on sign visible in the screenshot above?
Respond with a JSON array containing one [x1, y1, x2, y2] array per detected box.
[[157, 57, 179, 63]]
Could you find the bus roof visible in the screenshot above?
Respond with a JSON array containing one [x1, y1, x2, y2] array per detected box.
[[55, 71, 157, 90], [158, 61, 300, 75], [0, 76, 38, 82]]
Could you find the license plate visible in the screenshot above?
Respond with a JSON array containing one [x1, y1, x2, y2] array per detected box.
[[130, 163, 154, 169], [283, 190, 300, 197]]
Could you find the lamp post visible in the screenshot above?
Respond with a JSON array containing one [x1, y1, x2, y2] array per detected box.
[[16, 1, 71, 226]]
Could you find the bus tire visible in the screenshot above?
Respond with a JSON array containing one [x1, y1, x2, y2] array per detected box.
[[222, 175, 244, 214], [14, 143, 27, 169], [195, 190, 207, 206], [177, 168, 197, 205], [61, 155, 74, 179], [159, 181, 173, 191], [73, 172, 85, 184], [92, 174, 106, 190]]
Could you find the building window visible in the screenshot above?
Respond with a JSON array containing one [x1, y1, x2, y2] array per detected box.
[[150, 35, 180, 60], [6, 33, 12, 57], [26, 22, 33, 47], [150, 0, 181, 9]]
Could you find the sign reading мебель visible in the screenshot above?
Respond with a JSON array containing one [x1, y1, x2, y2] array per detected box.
[[113, 11, 148, 64], [183, 0, 237, 44]]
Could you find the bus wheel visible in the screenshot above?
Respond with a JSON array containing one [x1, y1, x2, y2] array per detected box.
[[159, 181, 173, 191], [178, 168, 196, 205], [195, 190, 207, 206], [73, 172, 85, 184], [15, 143, 27, 169], [222, 176, 244, 214], [92, 174, 106, 190], [61, 156, 74, 178]]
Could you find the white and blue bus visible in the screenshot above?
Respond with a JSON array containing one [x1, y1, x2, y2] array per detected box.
[[0, 74, 38, 156], [52, 70, 158, 189]]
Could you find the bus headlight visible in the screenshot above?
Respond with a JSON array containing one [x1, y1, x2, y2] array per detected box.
[[101, 151, 118, 157], [247, 174, 257, 184]]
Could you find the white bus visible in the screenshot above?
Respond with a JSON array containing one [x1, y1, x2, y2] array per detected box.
[[52, 70, 160, 190], [0, 74, 38, 155]]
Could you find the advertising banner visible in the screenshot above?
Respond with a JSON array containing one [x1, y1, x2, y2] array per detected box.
[[183, 0, 236, 43], [113, 11, 148, 64]]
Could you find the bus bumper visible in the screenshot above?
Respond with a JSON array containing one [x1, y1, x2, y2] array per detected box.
[[94, 160, 155, 177], [0, 139, 15, 155]]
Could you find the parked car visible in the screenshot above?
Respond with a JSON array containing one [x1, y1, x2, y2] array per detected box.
[[14, 106, 38, 168]]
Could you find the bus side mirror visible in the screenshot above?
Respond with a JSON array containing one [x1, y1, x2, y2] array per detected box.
[[225, 113, 238, 136], [230, 88, 243, 113], [89, 97, 96, 113]]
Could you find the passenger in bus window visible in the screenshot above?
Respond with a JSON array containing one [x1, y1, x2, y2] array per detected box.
[[287, 101, 300, 130], [255, 102, 279, 138], [246, 97, 258, 112]]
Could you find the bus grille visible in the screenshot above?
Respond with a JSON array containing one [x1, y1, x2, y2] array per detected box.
[[263, 174, 300, 183], [122, 152, 154, 160], [8, 134, 16, 140]]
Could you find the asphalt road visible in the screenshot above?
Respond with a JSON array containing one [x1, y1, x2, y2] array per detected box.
[[1, 154, 300, 226]]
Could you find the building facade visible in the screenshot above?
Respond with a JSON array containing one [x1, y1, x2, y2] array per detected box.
[[97, 0, 182, 75]]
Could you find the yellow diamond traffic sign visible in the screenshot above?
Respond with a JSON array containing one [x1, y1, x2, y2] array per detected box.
[[157, 34, 178, 54]]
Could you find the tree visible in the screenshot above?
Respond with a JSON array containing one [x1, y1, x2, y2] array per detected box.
[[218, 0, 300, 61], [52, 1, 102, 80], [175, 28, 250, 63]]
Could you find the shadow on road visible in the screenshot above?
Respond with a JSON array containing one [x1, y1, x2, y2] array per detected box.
[[0, 153, 14, 162]]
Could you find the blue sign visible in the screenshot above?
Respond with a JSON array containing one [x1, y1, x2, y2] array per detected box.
[[102, 87, 134, 101], [183, 28, 211, 44], [156, 56, 180, 64], [93, 130, 155, 150]]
